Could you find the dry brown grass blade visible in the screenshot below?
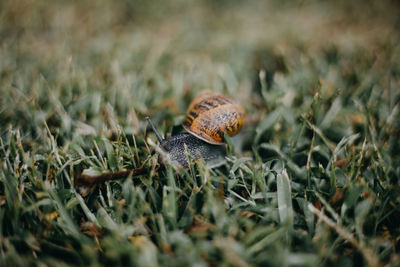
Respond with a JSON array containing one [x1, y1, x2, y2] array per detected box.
[[308, 203, 380, 267], [74, 168, 148, 187]]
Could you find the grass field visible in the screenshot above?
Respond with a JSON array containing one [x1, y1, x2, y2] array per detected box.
[[1, 0, 400, 266]]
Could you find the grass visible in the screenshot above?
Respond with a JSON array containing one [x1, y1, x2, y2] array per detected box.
[[1, 0, 400, 266]]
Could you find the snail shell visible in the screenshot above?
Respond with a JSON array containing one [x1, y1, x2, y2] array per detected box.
[[182, 91, 246, 145]]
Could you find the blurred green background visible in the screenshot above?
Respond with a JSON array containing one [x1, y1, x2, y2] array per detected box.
[[1, 0, 399, 140]]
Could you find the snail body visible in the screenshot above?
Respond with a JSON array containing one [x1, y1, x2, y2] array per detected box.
[[148, 91, 245, 167], [162, 132, 225, 168]]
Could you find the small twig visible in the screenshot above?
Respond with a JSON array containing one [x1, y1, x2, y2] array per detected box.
[[308, 204, 379, 267], [306, 130, 315, 189], [306, 131, 315, 172], [303, 118, 336, 152], [75, 167, 149, 187]]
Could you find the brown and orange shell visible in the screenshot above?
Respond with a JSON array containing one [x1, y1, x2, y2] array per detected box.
[[182, 91, 246, 145]]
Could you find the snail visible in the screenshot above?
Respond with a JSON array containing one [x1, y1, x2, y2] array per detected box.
[[147, 91, 246, 167], [75, 91, 245, 187]]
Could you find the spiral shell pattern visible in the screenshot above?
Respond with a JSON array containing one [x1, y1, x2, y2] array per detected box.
[[182, 91, 245, 145]]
